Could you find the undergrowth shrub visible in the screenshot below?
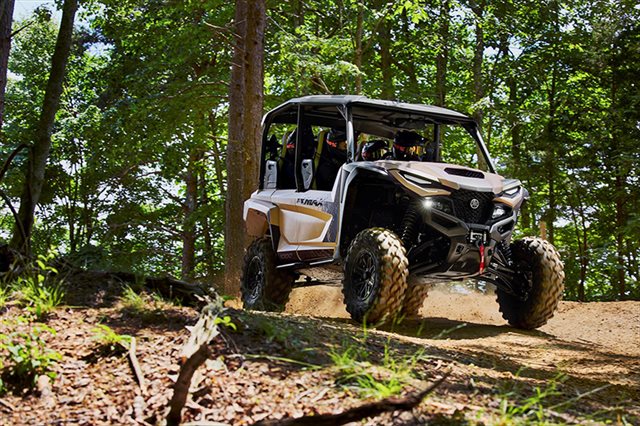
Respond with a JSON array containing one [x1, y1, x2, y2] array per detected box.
[[329, 338, 424, 399], [0, 319, 61, 394], [91, 324, 132, 356], [11, 249, 65, 319]]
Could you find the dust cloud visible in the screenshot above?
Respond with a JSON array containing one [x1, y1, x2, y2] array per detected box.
[[285, 282, 503, 324]]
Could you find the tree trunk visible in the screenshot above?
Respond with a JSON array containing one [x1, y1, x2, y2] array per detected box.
[[207, 111, 225, 192], [199, 161, 214, 279], [182, 148, 199, 281], [379, 17, 393, 100], [435, 0, 449, 107], [615, 173, 626, 300], [353, 2, 363, 95], [10, 0, 78, 254], [470, 0, 487, 170], [0, 0, 16, 134], [224, 0, 265, 294], [470, 0, 484, 125], [544, 59, 558, 245], [241, 0, 264, 190]]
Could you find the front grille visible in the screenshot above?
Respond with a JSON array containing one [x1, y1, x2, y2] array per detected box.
[[451, 190, 494, 224], [444, 167, 485, 179]]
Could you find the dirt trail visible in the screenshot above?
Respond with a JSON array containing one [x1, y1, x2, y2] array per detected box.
[[286, 285, 640, 394]]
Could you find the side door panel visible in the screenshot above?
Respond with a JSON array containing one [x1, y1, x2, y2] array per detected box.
[[271, 187, 340, 263]]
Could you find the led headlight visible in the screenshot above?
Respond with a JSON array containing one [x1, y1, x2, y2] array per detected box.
[[492, 204, 509, 219], [423, 197, 453, 214], [504, 186, 520, 196]]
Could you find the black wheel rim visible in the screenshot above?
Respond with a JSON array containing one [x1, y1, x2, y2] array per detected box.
[[245, 255, 264, 304], [351, 250, 377, 302]]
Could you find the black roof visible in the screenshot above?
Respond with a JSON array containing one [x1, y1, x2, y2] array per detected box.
[[265, 95, 476, 127]]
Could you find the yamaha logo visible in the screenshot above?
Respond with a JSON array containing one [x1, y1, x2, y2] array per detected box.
[[470, 198, 480, 210]]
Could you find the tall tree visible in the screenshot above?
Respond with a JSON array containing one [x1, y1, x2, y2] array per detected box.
[[224, 0, 266, 294], [0, 0, 15, 133], [10, 0, 78, 253], [435, 0, 450, 107]]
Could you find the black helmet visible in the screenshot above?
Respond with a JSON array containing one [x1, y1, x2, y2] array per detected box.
[[361, 140, 389, 161], [286, 125, 315, 157], [326, 128, 347, 151], [393, 131, 424, 160]]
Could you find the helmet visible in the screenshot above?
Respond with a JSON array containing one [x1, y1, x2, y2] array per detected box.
[[326, 128, 347, 152], [361, 140, 389, 161], [286, 125, 315, 157], [393, 131, 424, 160]]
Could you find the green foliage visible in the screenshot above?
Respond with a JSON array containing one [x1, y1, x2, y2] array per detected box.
[[91, 324, 131, 354], [213, 315, 237, 332], [497, 376, 564, 423], [119, 285, 179, 321], [1, 0, 638, 300], [120, 285, 147, 313], [329, 338, 424, 399], [0, 286, 8, 309], [0, 321, 62, 394], [11, 250, 65, 320]]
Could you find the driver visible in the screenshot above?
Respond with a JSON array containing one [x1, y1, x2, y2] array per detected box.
[[392, 130, 425, 161], [360, 139, 389, 161]]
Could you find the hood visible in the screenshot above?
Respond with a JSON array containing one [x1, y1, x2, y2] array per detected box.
[[374, 161, 505, 193]]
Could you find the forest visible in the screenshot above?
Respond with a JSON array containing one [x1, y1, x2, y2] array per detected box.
[[1, 1, 639, 298], [0, 0, 639, 424]]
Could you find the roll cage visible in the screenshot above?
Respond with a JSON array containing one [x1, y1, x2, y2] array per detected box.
[[258, 95, 496, 191]]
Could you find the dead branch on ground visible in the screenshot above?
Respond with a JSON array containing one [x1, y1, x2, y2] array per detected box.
[[128, 337, 147, 395], [166, 342, 212, 426], [254, 371, 451, 426]]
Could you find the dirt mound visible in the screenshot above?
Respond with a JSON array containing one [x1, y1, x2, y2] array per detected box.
[[285, 284, 640, 356]]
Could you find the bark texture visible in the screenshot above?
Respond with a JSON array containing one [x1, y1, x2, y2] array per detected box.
[[435, 0, 449, 107], [224, 0, 265, 294], [10, 0, 78, 254], [0, 0, 16, 133]]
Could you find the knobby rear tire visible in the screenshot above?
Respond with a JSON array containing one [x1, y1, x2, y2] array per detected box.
[[241, 237, 294, 312]]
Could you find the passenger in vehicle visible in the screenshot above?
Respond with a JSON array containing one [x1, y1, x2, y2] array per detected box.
[[360, 139, 390, 161], [315, 128, 348, 191], [392, 130, 425, 161], [278, 124, 315, 189]]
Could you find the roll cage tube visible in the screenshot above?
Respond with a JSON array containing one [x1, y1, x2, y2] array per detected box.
[[345, 106, 355, 163], [463, 122, 496, 173], [295, 104, 305, 192], [258, 114, 274, 190], [433, 124, 441, 162]]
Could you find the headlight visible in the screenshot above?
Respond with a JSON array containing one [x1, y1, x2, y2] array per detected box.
[[423, 197, 453, 214], [492, 204, 510, 219], [503, 186, 520, 196]]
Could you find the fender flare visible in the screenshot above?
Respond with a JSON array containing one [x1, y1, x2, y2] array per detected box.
[[243, 199, 280, 250], [336, 165, 396, 256]]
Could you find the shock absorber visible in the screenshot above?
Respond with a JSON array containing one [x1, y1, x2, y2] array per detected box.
[[499, 240, 513, 266], [401, 202, 421, 248]]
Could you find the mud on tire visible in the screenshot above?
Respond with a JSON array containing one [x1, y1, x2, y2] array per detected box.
[[241, 237, 294, 312], [497, 237, 565, 329], [401, 278, 430, 318], [342, 228, 408, 324]]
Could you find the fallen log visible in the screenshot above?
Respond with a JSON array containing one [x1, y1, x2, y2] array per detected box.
[[110, 271, 207, 306], [70, 269, 208, 306]]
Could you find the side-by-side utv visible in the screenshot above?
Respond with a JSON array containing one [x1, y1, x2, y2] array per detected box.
[[241, 95, 564, 329]]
